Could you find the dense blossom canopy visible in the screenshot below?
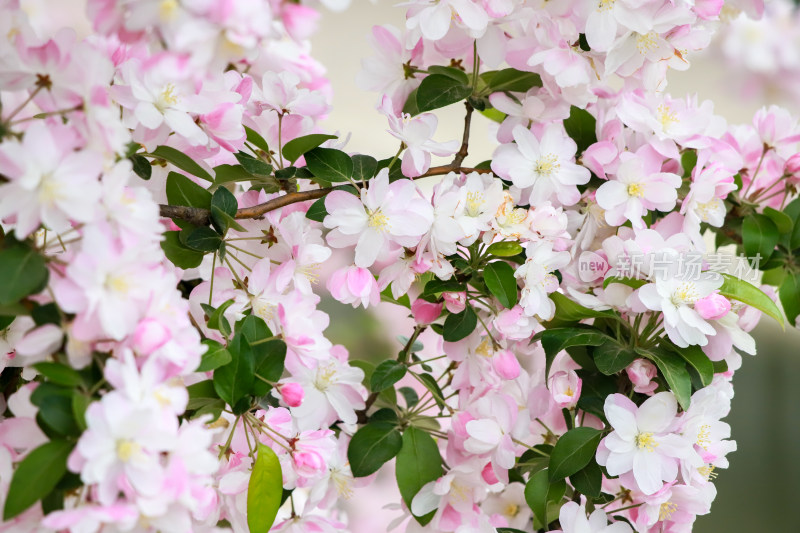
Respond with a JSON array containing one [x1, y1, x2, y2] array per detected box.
[[0, 0, 797, 532]]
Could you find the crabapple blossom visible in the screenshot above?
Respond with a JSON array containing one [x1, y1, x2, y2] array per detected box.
[[597, 393, 698, 495], [323, 169, 433, 267], [553, 501, 633, 533], [492, 124, 590, 207]]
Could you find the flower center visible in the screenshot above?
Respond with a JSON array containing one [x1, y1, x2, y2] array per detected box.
[[475, 338, 493, 357], [659, 501, 678, 521], [698, 464, 718, 481], [313, 361, 337, 391], [465, 191, 485, 216], [696, 424, 711, 449], [671, 281, 699, 306], [330, 468, 354, 499], [635, 432, 658, 452], [504, 503, 520, 517], [658, 104, 679, 131], [159, 0, 179, 21], [298, 263, 320, 284], [367, 209, 390, 232], [117, 440, 141, 462], [598, 0, 615, 11], [157, 83, 179, 110], [534, 154, 560, 177], [636, 32, 659, 55], [627, 182, 645, 198], [105, 274, 131, 294]]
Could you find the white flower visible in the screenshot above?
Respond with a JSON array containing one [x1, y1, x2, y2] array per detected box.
[[515, 241, 570, 320]]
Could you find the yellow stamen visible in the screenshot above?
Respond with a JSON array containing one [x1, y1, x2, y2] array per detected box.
[[636, 432, 658, 452]]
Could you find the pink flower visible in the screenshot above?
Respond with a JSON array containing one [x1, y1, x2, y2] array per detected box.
[[596, 392, 697, 495], [411, 299, 443, 324], [279, 383, 305, 408], [694, 292, 731, 320], [626, 359, 658, 395], [0, 121, 102, 238], [380, 96, 459, 177], [549, 370, 582, 408], [492, 349, 521, 380], [595, 146, 682, 229], [491, 124, 590, 207], [327, 265, 380, 309], [323, 170, 433, 267]]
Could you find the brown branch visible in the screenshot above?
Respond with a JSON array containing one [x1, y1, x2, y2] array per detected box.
[[451, 101, 473, 168], [159, 188, 332, 225], [158, 164, 493, 225]]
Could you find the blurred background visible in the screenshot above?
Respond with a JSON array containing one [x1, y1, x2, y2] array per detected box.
[[310, 3, 800, 531]]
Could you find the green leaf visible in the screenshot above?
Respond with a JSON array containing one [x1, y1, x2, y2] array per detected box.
[[779, 272, 800, 326], [602, 276, 647, 290], [549, 427, 602, 480], [213, 333, 255, 409], [185, 227, 222, 252], [151, 145, 213, 182], [71, 393, 89, 432], [719, 272, 784, 327], [402, 87, 421, 116], [210, 206, 246, 235], [422, 278, 465, 296], [166, 171, 212, 209], [305, 147, 353, 183], [486, 241, 523, 257], [245, 126, 270, 153], [570, 460, 602, 498], [396, 427, 442, 525], [161, 231, 204, 269], [524, 468, 566, 527], [763, 207, 793, 234], [234, 152, 272, 177], [668, 344, 714, 388], [742, 213, 779, 263], [484, 261, 518, 309], [204, 299, 234, 337], [211, 187, 238, 217], [481, 68, 542, 93], [3, 439, 74, 520], [348, 421, 403, 477], [399, 386, 419, 408], [548, 292, 615, 325], [247, 443, 283, 533], [416, 373, 446, 409], [305, 197, 328, 222], [681, 150, 697, 178], [130, 154, 152, 180], [640, 347, 692, 411], [31, 384, 80, 437], [252, 340, 286, 397], [593, 342, 637, 375], [32, 363, 83, 387], [428, 65, 470, 84], [0, 245, 48, 305], [563, 106, 597, 155], [352, 154, 378, 182], [415, 74, 472, 113], [534, 327, 610, 377], [370, 360, 408, 392], [442, 306, 478, 342], [282, 134, 338, 164], [197, 339, 232, 372]]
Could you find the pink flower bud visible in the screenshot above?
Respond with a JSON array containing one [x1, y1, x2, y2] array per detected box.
[[786, 153, 800, 177], [411, 299, 443, 324], [548, 370, 582, 408], [481, 462, 499, 484], [293, 450, 325, 475], [492, 349, 521, 380], [443, 291, 466, 314], [626, 359, 658, 394], [280, 383, 304, 407], [694, 293, 730, 320], [132, 319, 171, 355]]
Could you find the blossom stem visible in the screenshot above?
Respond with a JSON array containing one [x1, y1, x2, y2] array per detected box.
[[742, 145, 769, 198], [399, 325, 425, 363], [218, 416, 240, 459], [4, 85, 43, 122], [208, 252, 217, 306], [406, 354, 446, 367]]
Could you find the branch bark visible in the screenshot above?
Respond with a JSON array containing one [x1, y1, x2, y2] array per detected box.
[[158, 165, 492, 225]]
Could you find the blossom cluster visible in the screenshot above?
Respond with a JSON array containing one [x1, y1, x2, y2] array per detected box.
[[0, 0, 797, 533]]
